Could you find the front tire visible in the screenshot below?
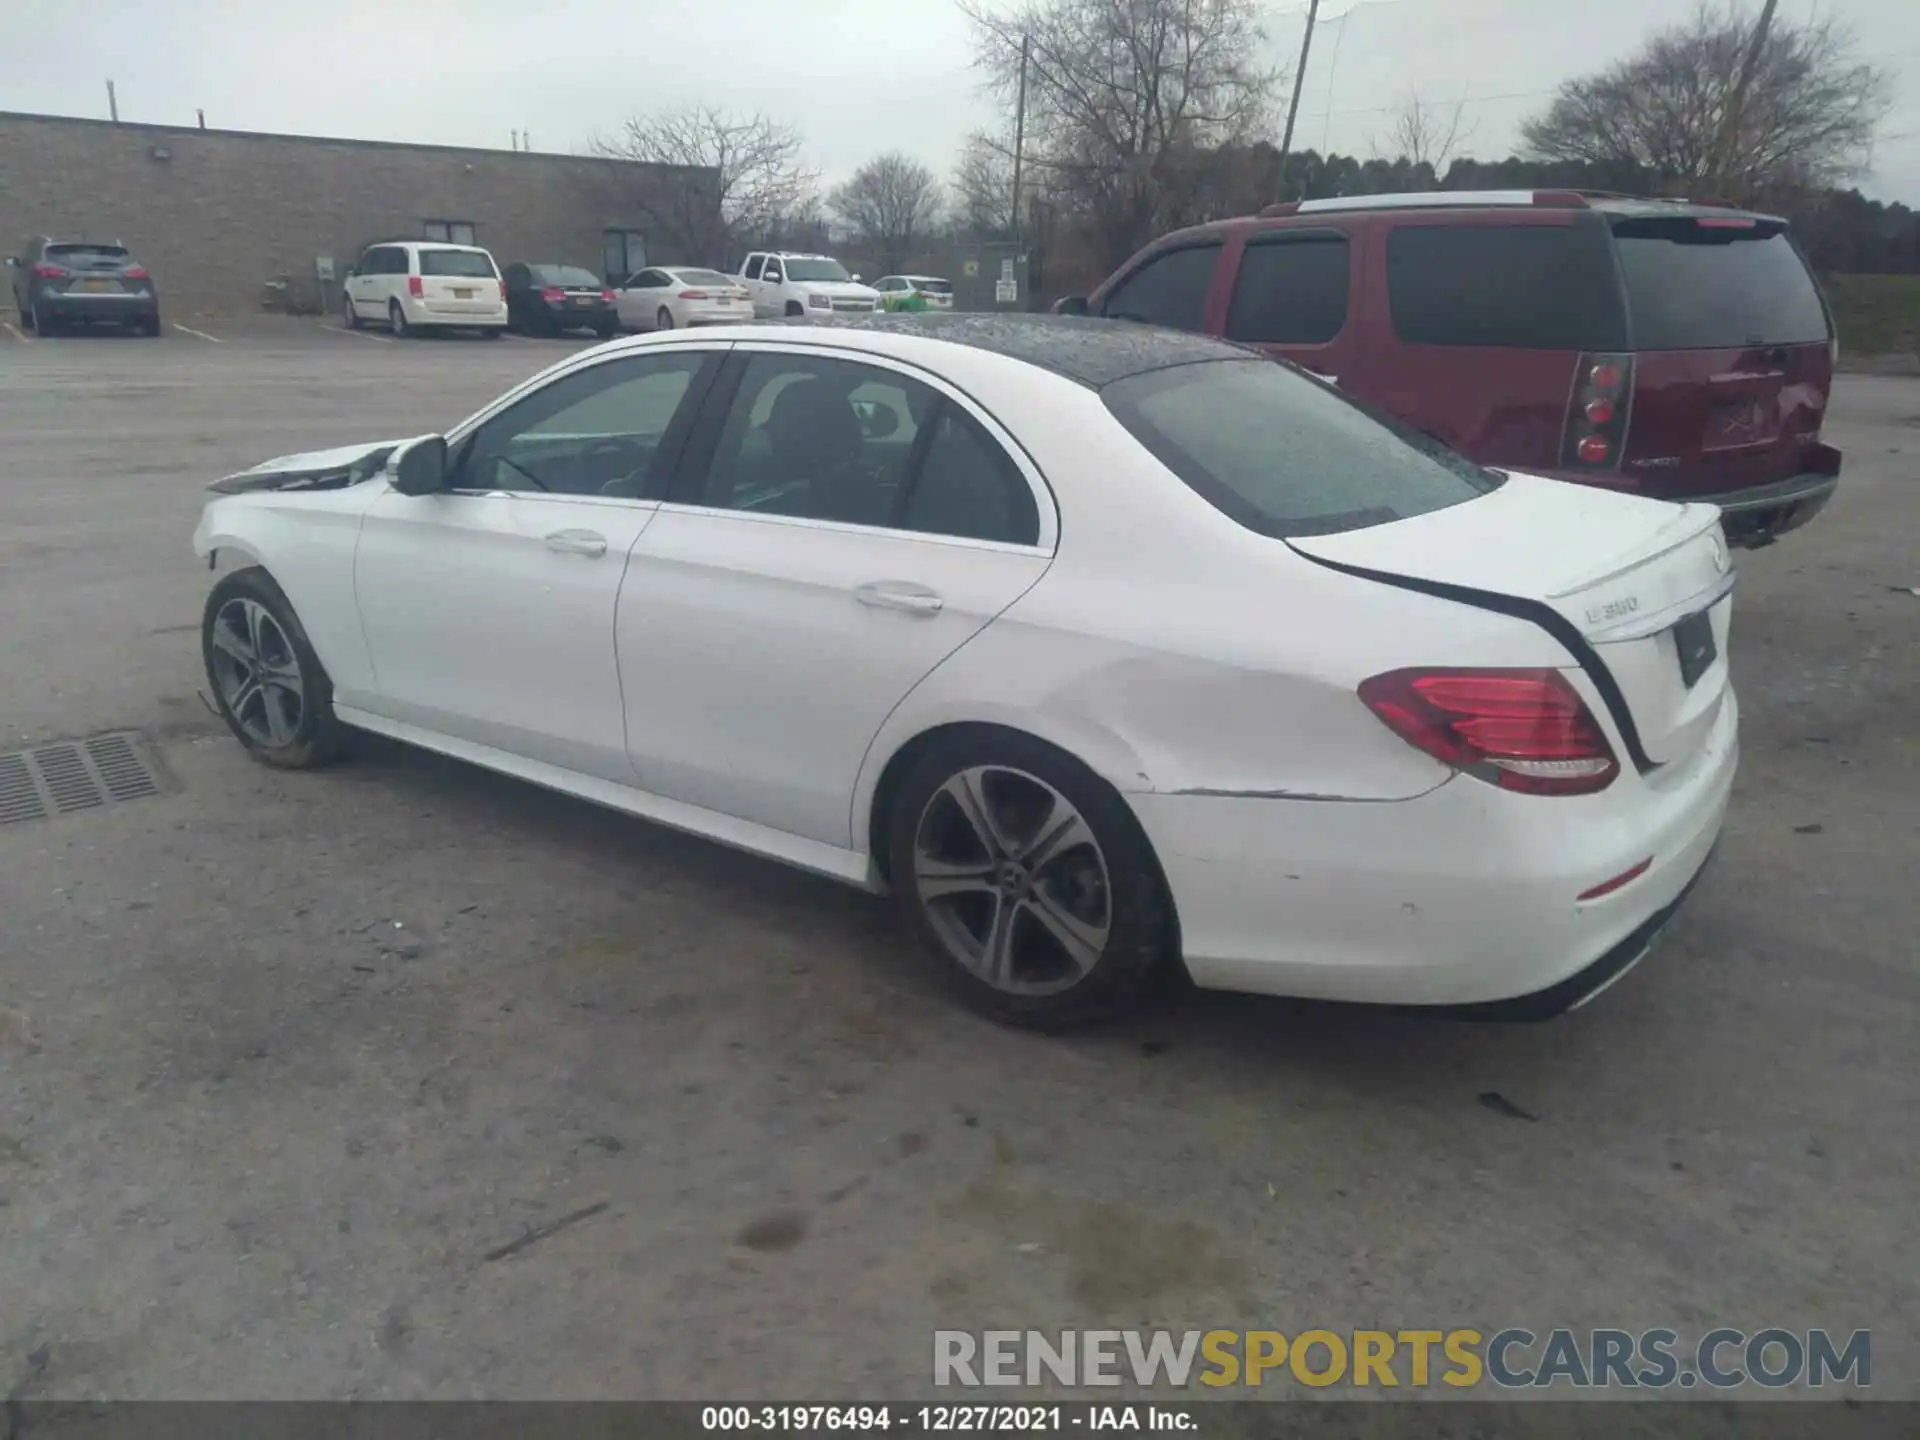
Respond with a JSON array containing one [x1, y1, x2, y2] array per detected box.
[[785, 300, 804, 317], [343, 292, 364, 330], [887, 731, 1175, 1029], [388, 301, 412, 338], [202, 568, 350, 769]]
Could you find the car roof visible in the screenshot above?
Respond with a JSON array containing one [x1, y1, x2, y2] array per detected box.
[[610, 313, 1250, 388], [404, 241, 491, 252]]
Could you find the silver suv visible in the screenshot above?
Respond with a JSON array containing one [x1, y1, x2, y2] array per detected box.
[[7, 236, 161, 337]]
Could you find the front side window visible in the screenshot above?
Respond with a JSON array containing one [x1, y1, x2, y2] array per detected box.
[[458, 353, 709, 498], [764, 262, 785, 283], [1105, 358, 1501, 538], [420, 249, 498, 279], [1225, 234, 1350, 345], [1100, 243, 1221, 331], [1386, 223, 1627, 350]]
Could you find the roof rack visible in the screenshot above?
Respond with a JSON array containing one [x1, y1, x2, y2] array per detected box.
[[1257, 189, 1598, 218]]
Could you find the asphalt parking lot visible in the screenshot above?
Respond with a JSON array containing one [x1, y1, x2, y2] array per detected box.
[[0, 320, 1915, 1407]]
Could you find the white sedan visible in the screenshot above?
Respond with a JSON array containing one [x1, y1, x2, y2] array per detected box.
[[613, 267, 754, 332], [192, 317, 1737, 1028]]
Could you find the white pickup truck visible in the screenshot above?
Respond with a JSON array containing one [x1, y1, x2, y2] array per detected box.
[[738, 251, 882, 319]]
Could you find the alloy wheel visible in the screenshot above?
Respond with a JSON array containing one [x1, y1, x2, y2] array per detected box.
[[911, 765, 1112, 996], [208, 598, 306, 747], [657, 307, 673, 331]]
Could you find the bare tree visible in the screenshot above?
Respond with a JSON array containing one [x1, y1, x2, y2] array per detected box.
[[594, 105, 818, 266], [961, 0, 1279, 269], [829, 153, 944, 265], [1521, 3, 1892, 201], [953, 129, 1018, 237], [1384, 90, 1477, 174]]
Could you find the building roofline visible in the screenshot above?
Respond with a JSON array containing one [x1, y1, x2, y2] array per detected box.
[[0, 108, 713, 177]]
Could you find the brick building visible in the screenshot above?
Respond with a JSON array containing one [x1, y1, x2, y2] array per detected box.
[[0, 111, 718, 320]]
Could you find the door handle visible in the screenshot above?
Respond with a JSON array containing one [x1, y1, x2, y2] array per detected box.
[[854, 581, 944, 616], [545, 528, 608, 557]]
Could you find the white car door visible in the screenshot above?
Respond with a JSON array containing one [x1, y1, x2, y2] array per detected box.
[[757, 258, 786, 317], [617, 343, 1055, 847], [614, 269, 657, 330], [346, 246, 384, 317], [351, 348, 718, 783]]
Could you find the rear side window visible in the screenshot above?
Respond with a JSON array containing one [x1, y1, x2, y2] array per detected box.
[[1225, 234, 1350, 345], [1612, 219, 1829, 350], [1387, 223, 1626, 350], [420, 250, 497, 279], [1105, 359, 1501, 538], [744, 256, 764, 280], [1101, 243, 1221, 331], [899, 407, 1039, 545]]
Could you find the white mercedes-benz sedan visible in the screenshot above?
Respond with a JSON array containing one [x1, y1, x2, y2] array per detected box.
[[192, 316, 1737, 1028]]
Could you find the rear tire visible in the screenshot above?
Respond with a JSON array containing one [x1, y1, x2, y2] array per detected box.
[[139, 312, 161, 337], [33, 306, 59, 337], [480, 327, 502, 341], [887, 730, 1176, 1030], [201, 567, 351, 770], [388, 301, 412, 339], [655, 306, 674, 332], [594, 322, 616, 340]]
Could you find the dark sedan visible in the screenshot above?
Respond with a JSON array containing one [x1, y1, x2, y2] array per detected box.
[[7, 238, 160, 336], [503, 263, 618, 338]]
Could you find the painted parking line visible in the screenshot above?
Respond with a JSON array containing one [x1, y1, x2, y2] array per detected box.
[[324, 323, 393, 344], [172, 322, 224, 343], [2, 321, 29, 344]]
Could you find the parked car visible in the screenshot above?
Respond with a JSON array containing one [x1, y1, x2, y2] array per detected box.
[[615, 267, 753, 331], [737, 251, 881, 318], [7, 237, 160, 336], [342, 241, 507, 338], [192, 315, 1735, 1030], [503, 263, 617, 337], [1058, 191, 1841, 548], [875, 275, 954, 312]]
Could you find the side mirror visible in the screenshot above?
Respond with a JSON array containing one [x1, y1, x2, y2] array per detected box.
[[392, 436, 449, 496], [852, 273, 863, 283], [1052, 295, 1090, 317]]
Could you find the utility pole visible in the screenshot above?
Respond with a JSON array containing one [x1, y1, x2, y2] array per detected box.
[[1713, 0, 1780, 191], [106, 79, 119, 123], [1276, 0, 1319, 171], [1010, 33, 1030, 251], [197, 109, 206, 130]]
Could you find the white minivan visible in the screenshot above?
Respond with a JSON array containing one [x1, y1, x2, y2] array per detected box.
[[343, 241, 508, 338]]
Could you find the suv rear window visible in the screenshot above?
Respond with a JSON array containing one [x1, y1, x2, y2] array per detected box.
[[1611, 219, 1829, 350], [419, 250, 497, 279], [1104, 358, 1501, 538], [1386, 223, 1626, 350], [46, 244, 131, 267]]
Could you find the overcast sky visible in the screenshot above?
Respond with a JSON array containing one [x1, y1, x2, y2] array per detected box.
[[4, 0, 1917, 204]]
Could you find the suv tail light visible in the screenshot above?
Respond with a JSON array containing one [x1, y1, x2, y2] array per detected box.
[[123, 266, 150, 280], [30, 262, 68, 279], [600, 289, 616, 303], [407, 275, 424, 298], [1560, 352, 1633, 474], [539, 285, 565, 302], [1358, 668, 1619, 796], [499, 279, 508, 302]]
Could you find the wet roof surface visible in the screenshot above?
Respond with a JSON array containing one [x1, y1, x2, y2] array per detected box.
[[772, 312, 1251, 388]]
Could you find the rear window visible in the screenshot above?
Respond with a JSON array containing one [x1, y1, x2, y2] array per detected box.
[[673, 269, 734, 287], [533, 265, 603, 287], [1105, 358, 1502, 539], [1386, 223, 1627, 350], [419, 249, 497, 279], [47, 244, 131, 266], [1612, 219, 1829, 350], [911, 278, 953, 294]]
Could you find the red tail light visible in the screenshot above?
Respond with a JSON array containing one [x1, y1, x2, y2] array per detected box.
[[123, 266, 150, 280], [407, 275, 424, 298], [678, 289, 709, 300], [499, 279, 508, 301], [539, 285, 565, 302], [600, 289, 615, 303], [30, 262, 68, 279], [1561, 352, 1634, 474], [1358, 669, 1619, 796]]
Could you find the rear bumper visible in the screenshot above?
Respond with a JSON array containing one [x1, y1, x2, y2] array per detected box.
[[406, 296, 507, 327], [1697, 468, 1840, 547], [38, 292, 156, 320]]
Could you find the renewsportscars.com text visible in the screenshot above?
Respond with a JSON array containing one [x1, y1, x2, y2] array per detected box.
[[934, 1328, 1871, 1391]]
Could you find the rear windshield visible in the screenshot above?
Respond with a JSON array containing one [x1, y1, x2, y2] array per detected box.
[[1105, 358, 1502, 538], [1612, 219, 1829, 350], [672, 269, 735, 287], [420, 250, 497, 278], [533, 265, 603, 287], [47, 244, 131, 267], [911, 278, 953, 294]]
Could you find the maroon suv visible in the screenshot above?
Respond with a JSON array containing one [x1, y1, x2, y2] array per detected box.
[[1061, 191, 1841, 546]]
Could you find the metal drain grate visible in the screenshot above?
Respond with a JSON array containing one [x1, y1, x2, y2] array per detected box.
[[0, 732, 164, 825]]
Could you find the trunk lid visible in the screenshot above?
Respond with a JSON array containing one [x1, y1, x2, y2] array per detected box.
[[1609, 213, 1834, 499], [40, 242, 141, 296], [418, 249, 501, 313], [1289, 476, 1735, 767]]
